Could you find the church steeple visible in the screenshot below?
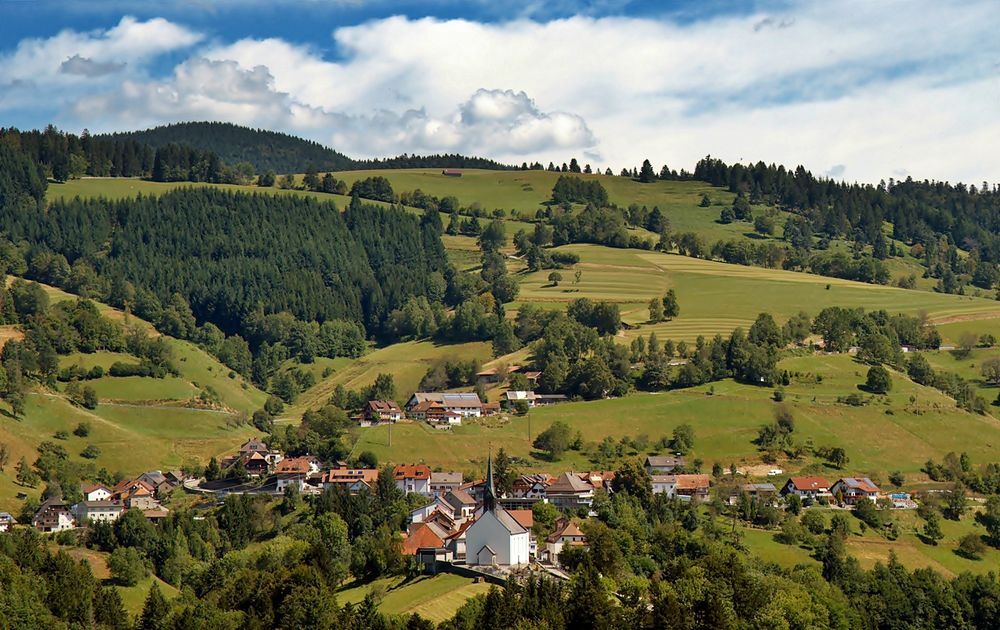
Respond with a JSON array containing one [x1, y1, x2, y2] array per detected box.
[[484, 449, 497, 513]]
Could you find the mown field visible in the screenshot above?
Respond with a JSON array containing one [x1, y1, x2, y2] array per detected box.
[[514, 244, 1000, 342], [337, 574, 491, 624]]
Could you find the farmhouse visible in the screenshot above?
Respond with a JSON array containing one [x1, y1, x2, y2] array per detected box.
[[394, 464, 433, 495], [33, 498, 75, 532], [645, 455, 685, 474], [366, 400, 403, 422], [651, 474, 710, 501], [406, 392, 483, 418], [830, 477, 881, 505], [780, 476, 832, 501], [465, 455, 530, 567], [112, 479, 160, 511]]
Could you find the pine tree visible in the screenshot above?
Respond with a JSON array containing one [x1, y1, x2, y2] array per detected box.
[[138, 583, 170, 630], [638, 159, 657, 183]]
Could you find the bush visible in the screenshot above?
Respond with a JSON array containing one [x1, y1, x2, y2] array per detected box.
[[73, 422, 91, 438], [801, 510, 826, 535], [81, 444, 101, 459], [956, 532, 987, 559]]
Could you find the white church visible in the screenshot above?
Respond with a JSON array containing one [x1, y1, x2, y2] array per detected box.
[[465, 453, 530, 566]]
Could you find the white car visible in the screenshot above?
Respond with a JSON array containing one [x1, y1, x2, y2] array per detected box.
[[767, 469, 783, 476]]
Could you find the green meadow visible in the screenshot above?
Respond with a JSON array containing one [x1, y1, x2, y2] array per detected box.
[[337, 574, 492, 624]]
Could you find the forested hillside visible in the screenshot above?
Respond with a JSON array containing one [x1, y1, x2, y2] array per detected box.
[[99, 121, 354, 173]]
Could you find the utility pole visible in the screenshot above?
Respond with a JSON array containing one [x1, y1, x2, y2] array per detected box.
[[388, 420, 392, 448]]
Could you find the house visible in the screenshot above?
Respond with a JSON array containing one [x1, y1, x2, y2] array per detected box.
[[366, 400, 403, 422], [322, 467, 379, 493], [831, 478, 881, 505], [511, 473, 553, 500], [482, 402, 501, 416], [410, 496, 455, 524], [476, 365, 521, 385], [236, 437, 283, 467], [430, 471, 463, 496], [80, 483, 112, 502], [651, 475, 677, 496], [73, 500, 124, 524], [33, 498, 75, 532], [502, 391, 567, 410], [0, 512, 15, 532], [651, 474, 710, 501], [780, 477, 832, 501], [275, 457, 314, 493], [441, 169, 463, 177], [674, 474, 711, 501], [508, 509, 536, 556], [545, 518, 587, 565], [112, 479, 159, 511], [137, 471, 167, 489], [729, 482, 778, 505], [394, 464, 432, 495], [545, 472, 594, 509], [582, 471, 615, 492], [444, 488, 477, 521], [406, 393, 483, 418], [243, 452, 270, 478], [431, 410, 464, 426], [645, 455, 685, 474], [465, 454, 530, 567], [240, 437, 270, 455], [403, 522, 448, 556]]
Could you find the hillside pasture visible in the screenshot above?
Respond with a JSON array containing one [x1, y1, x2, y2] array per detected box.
[[337, 574, 491, 624], [515, 245, 1000, 342]]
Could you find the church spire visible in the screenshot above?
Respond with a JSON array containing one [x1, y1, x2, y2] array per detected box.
[[484, 448, 497, 513]]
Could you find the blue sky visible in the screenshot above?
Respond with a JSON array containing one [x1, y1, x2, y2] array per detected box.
[[1, 0, 997, 182]]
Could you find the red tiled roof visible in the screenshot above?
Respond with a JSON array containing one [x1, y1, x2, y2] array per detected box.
[[402, 523, 445, 554], [674, 474, 711, 491], [394, 464, 431, 480], [276, 458, 313, 474], [368, 400, 402, 412], [508, 509, 534, 530], [787, 476, 831, 491]]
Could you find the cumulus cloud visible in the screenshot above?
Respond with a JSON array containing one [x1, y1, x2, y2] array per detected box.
[[60, 55, 126, 77], [0, 16, 201, 83], [6, 2, 1000, 181]]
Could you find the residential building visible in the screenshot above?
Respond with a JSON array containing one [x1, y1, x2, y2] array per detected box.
[[112, 479, 159, 511], [0, 512, 14, 532], [511, 473, 553, 500], [651, 474, 710, 501], [831, 478, 881, 505], [275, 457, 314, 493], [322, 467, 378, 493], [33, 498, 75, 532], [545, 472, 594, 509], [465, 454, 530, 567], [545, 518, 587, 565], [74, 500, 124, 524], [410, 496, 455, 524], [80, 483, 112, 502], [444, 489, 477, 521], [366, 400, 403, 422], [402, 522, 448, 556], [644, 455, 685, 474], [406, 393, 483, 418], [780, 476, 832, 501], [651, 475, 677, 496], [394, 464, 432, 495], [475, 365, 521, 385], [430, 471, 463, 496], [501, 391, 568, 409]]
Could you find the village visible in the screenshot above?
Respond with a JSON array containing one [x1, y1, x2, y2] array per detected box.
[[0, 413, 917, 579]]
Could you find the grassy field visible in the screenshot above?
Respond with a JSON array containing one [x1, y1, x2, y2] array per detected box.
[[286, 339, 493, 418], [351, 353, 1000, 480], [738, 507, 1000, 578], [0, 281, 266, 514], [337, 574, 490, 624], [513, 245, 1000, 342]]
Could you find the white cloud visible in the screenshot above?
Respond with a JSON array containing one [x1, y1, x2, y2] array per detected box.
[[9, 2, 1000, 182], [0, 16, 201, 84]]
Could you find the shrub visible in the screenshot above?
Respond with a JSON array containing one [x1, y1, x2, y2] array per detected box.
[[81, 444, 101, 459], [108, 547, 148, 586], [73, 422, 91, 438]]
